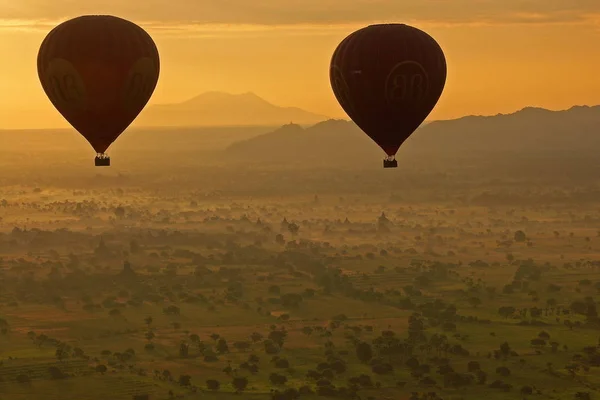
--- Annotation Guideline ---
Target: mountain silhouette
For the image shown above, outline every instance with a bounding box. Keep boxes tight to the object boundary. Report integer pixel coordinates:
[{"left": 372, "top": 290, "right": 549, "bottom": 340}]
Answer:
[
  {"left": 135, "top": 91, "right": 329, "bottom": 127},
  {"left": 226, "top": 105, "right": 600, "bottom": 164},
  {"left": 227, "top": 120, "right": 378, "bottom": 164},
  {"left": 407, "top": 105, "right": 600, "bottom": 153}
]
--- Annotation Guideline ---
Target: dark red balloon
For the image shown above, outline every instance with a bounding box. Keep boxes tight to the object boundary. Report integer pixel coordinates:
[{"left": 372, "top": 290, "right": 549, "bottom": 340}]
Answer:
[
  {"left": 38, "top": 15, "right": 160, "bottom": 155},
  {"left": 330, "top": 24, "right": 447, "bottom": 157}
]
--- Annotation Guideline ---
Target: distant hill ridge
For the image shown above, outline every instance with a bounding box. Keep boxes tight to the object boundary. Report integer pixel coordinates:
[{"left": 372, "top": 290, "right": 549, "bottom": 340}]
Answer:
[
  {"left": 226, "top": 104, "right": 600, "bottom": 162},
  {"left": 1, "top": 103, "right": 598, "bottom": 161},
  {"left": 413, "top": 104, "right": 600, "bottom": 152},
  {"left": 135, "top": 91, "right": 329, "bottom": 127}
]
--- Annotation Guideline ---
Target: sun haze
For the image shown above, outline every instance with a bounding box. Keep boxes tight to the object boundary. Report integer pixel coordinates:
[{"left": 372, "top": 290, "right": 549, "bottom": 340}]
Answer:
[
  {"left": 3, "top": 3, "right": 600, "bottom": 400},
  {"left": 0, "top": 0, "right": 599, "bottom": 128}
]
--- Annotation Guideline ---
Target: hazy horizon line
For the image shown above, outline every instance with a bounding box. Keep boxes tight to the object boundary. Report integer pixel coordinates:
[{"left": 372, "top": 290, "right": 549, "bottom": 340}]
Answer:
[{"left": 1, "top": 102, "right": 597, "bottom": 133}]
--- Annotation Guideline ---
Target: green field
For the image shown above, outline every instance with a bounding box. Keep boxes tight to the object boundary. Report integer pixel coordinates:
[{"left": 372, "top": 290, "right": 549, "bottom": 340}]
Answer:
[{"left": 0, "top": 149, "right": 597, "bottom": 400}]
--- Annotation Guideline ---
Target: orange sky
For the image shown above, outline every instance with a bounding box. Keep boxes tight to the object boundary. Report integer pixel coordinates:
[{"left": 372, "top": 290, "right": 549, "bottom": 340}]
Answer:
[{"left": 1, "top": 1, "right": 600, "bottom": 129}]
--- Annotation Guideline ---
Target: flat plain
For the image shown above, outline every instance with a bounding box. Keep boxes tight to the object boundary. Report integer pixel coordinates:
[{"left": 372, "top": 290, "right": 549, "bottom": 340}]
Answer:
[{"left": 0, "top": 136, "right": 597, "bottom": 400}]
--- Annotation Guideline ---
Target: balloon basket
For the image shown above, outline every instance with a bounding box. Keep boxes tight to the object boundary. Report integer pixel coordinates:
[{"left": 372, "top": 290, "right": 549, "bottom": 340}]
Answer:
[
  {"left": 95, "top": 156, "right": 111, "bottom": 167},
  {"left": 383, "top": 159, "right": 398, "bottom": 168}
]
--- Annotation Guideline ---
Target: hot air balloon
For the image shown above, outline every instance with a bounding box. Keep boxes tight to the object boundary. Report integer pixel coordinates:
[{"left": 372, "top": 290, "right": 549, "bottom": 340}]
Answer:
[
  {"left": 37, "top": 15, "right": 160, "bottom": 166},
  {"left": 330, "top": 24, "right": 447, "bottom": 168}
]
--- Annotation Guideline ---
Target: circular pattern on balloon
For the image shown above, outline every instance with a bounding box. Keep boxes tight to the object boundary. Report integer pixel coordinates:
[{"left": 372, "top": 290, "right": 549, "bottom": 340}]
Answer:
[
  {"left": 330, "top": 65, "right": 355, "bottom": 115},
  {"left": 43, "top": 58, "right": 87, "bottom": 113},
  {"left": 121, "top": 57, "right": 159, "bottom": 113},
  {"left": 384, "top": 61, "right": 430, "bottom": 108}
]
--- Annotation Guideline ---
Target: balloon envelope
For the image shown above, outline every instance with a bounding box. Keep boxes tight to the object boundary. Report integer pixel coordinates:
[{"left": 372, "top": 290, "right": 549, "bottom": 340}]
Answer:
[
  {"left": 330, "top": 24, "right": 446, "bottom": 156},
  {"left": 38, "top": 15, "right": 160, "bottom": 154}
]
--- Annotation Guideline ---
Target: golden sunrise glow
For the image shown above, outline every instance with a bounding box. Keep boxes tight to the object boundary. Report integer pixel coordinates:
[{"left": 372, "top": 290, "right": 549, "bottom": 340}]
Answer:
[{"left": 0, "top": 1, "right": 599, "bottom": 129}]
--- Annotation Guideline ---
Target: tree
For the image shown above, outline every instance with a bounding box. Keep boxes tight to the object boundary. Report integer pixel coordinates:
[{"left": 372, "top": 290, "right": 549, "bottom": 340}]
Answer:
[
  {"left": 306, "top": 370, "right": 321, "bottom": 380},
  {"left": 179, "top": 343, "right": 189, "bottom": 358},
  {"left": 281, "top": 293, "right": 303, "bottom": 308},
  {"left": 48, "top": 366, "right": 65, "bottom": 380},
  {"left": 499, "top": 342, "right": 511, "bottom": 358},
  {"left": 0, "top": 318, "right": 10, "bottom": 334},
  {"left": 570, "top": 300, "right": 588, "bottom": 316},
  {"left": 234, "top": 341, "right": 251, "bottom": 351},
  {"left": 95, "top": 364, "right": 107, "bottom": 374},
  {"left": 163, "top": 305, "right": 180, "bottom": 316},
  {"left": 268, "top": 329, "right": 287, "bottom": 347},
  {"left": 330, "top": 359, "right": 347, "bottom": 374},
  {"left": 275, "top": 358, "right": 290, "bottom": 369},
  {"left": 530, "top": 307, "right": 543, "bottom": 319},
  {"left": 530, "top": 338, "right": 546, "bottom": 349},
  {"left": 55, "top": 344, "right": 71, "bottom": 363},
  {"left": 278, "top": 314, "right": 290, "bottom": 321},
  {"left": 566, "top": 364, "right": 579, "bottom": 378},
  {"left": 575, "top": 392, "right": 591, "bottom": 400},
  {"left": 73, "top": 347, "right": 85, "bottom": 358},
  {"left": 109, "top": 308, "right": 121, "bottom": 317},
  {"left": 564, "top": 320, "right": 574, "bottom": 330},
  {"left": 521, "top": 386, "right": 533, "bottom": 396},
  {"left": 442, "top": 322, "right": 457, "bottom": 332},
  {"left": 249, "top": 354, "right": 260, "bottom": 363},
  {"left": 232, "top": 376, "right": 249, "bottom": 393},
  {"left": 467, "top": 361, "right": 481, "bottom": 372},
  {"left": 189, "top": 333, "right": 200, "bottom": 343},
  {"left": 475, "top": 370, "right": 487, "bottom": 385},
  {"left": 468, "top": 297, "right": 482, "bottom": 308},
  {"left": 162, "top": 370, "right": 172, "bottom": 381},
  {"left": 372, "top": 363, "right": 394, "bottom": 375},
  {"left": 302, "top": 326, "right": 313, "bottom": 336},
  {"left": 287, "top": 223, "right": 300, "bottom": 236},
  {"left": 269, "top": 373, "right": 288, "bottom": 385},
  {"left": 145, "top": 331, "right": 155, "bottom": 342},
  {"left": 114, "top": 206, "right": 126, "bottom": 219},
  {"left": 216, "top": 338, "right": 229, "bottom": 354},
  {"left": 178, "top": 375, "right": 191, "bottom": 386},
  {"left": 206, "top": 379, "right": 220, "bottom": 391},
  {"left": 264, "top": 339, "right": 279, "bottom": 354},
  {"left": 356, "top": 374, "right": 374, "bottom": 387},
  {"left": 498, "top": 306, "right": 516, "bottom": 318},
  {"left": 36, "top": 333, "right": 48, "bottom": 347},
  {"left": 514, "top": 230, "right": 527, "bottom": 242},
  {"left": 356, "top": 342, "right": 373, "bottom": 363},
  {"left": 406, "top": 357, "right": 420, "bottom": 370},
  {"left": 251, "top": 332, "right": 263, "bottom": 343}
]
